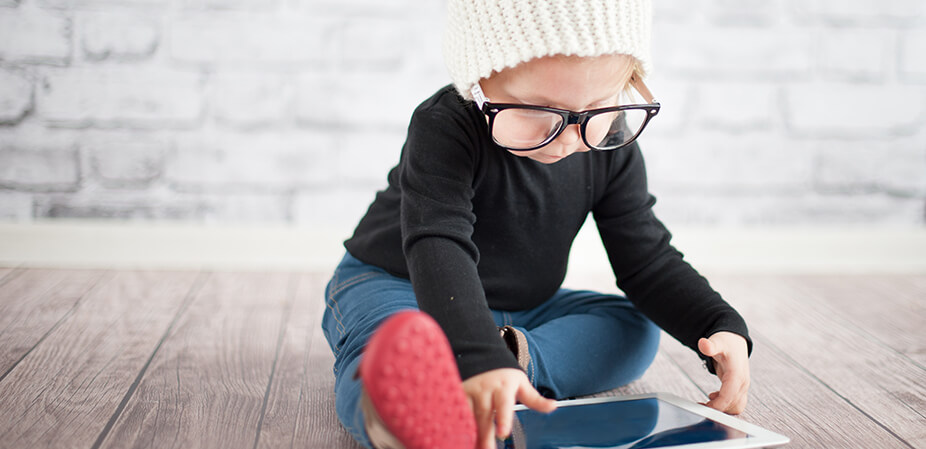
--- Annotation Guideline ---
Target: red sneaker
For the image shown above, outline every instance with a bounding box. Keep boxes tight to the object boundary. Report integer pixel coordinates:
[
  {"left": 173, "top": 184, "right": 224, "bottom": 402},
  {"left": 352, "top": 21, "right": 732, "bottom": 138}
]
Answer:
[{"left": 359, "top": 311, "right": 477, "bottom": 449}]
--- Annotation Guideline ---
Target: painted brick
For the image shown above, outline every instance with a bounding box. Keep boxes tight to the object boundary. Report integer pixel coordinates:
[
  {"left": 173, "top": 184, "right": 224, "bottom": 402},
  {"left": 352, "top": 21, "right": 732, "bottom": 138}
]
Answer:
[
  {"left": 0, "top": 7, "right": 70, "bottom": 64},
  {"left": 0, "top": 69, "right": 32, "bottom": 124},
  {"left": 33, "top": 191, "right": 203, "bottom": 220},
  {"left": 38, "top": 67, "right": 204, "bottom": 128},
  {"left": 817, "top": 29, "right": 891, "bottom": 82},
  {"left": 294, "top": 70, "right": 449, "bottom": 129},
  {"left": 900, "top": 31, "right": 926, "bottom": 82},
  {"left": 182, "top": 0, "right": 278, "bottom": 11},
  {"left": 402, "top": 17, "right": 449, "bottom": 77},
  {"left": 0, "top": 192, "right": 33, "bottom": 221},
  {"left": 784, "top": 83, "right": 925, "bottom": 138},
  {"left": 1, "top": 0, "right": 924, "bottom": 228},
  {"left": 212, "top": 72, "right": 287, "bottom": 127},
  {"left": 0, "top": 147, "right": 80, "bottom": 192},
  {"left": 83, "top": 134, "right": 167, "bottom": 188},
  {"left": 292, "top": 188, "right": 377, "bottom": 228},
  {"left": 644, "top": 131, "right": 814, "bottom": 191},
  {"left": 653, "top": 25, "right": 814, "bottom": 79},
  {"left": 650, "top": 192, "right": 751, "bottom": 227},
  {"left": 291, "top": 0, "right": 409, "bottom": 14},
  {"left": 33, "top": 0, "right": 66, "bottom": 8},
  {"left": 638, "top": 75, "right": 692, "bottom": 135},
  {"left": 815, "top": 137, "right": 926, "bottom": 196},
  {"left": 78, "top": 11, "right": 160, "bottom": 61},
  {"left": 166, "top": 130, "right": 335, "bottom": 192},
  {"left": 795, "top": 194, "right": 926, "bottom": 226},
  {"left": 0, "top": 123, "right": 82, "bottom": 147},
  {"left": 41, "top": 0, "right": 168, "bottom": 7},
  {"left": 652, "top": 0, "right": 697, "bottom": 23},
  {"left": 706, "top": 0, "right": 783, "bottom": 26},
  {"left": 169, "top": 13, "right": 336, "bottom": 67},
  {"left": 694, "top": 82, "right": 776, "bottom": 131},
  {"left": 791, "top": 0, "right": 924, "bottom": 26},
  {"left": 653, "top": 192, "right": 925, "bottom": 226},
  {"left": 339, "top": 19, "right": 405, "bottom": 70},
  {"left": 177, "top": 192, "right": 291, "bottom": 223},
  {"left": 336, "top": 130, "right": 405, "bottom": 184}
]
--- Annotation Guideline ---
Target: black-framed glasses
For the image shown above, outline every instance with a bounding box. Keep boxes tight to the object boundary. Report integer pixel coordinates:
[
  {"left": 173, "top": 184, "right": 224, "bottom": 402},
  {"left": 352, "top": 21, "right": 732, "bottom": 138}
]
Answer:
[{"left": 471, "top": 74, "right": 660, "bottom": 152}]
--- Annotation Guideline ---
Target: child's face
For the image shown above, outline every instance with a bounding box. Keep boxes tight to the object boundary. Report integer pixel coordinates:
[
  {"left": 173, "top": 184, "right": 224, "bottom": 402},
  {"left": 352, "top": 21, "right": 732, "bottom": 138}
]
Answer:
[{"left": 480, "top": 54, "right": 633, "bottom": 164}]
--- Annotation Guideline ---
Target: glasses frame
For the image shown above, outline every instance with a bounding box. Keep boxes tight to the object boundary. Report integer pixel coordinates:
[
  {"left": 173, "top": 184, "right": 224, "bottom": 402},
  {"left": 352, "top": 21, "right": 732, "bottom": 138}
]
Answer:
[{"left": 471, "top": 74, "right": 661, "bottom": 152}]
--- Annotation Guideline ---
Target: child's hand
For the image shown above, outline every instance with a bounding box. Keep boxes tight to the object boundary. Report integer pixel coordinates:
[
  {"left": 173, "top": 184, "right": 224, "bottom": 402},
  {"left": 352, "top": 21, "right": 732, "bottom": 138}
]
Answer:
[
  {"left": 462, "top": 368, "right": 557, "bottom": 449},
  {"left": 698, "top": 331, "right": 750, "bottom": 415}
]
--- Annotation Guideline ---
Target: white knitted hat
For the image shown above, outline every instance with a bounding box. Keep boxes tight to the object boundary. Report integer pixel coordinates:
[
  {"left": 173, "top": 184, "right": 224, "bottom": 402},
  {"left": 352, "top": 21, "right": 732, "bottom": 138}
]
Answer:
[{"left": 443, "top": 0, "right": 653, "bottom": 100}]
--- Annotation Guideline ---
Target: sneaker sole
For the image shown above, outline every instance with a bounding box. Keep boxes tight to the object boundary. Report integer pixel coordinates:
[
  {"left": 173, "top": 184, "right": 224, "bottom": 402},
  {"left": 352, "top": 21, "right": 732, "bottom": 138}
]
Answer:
[{"left": 361, "top": 311, "right": 476, "bottom": 449}]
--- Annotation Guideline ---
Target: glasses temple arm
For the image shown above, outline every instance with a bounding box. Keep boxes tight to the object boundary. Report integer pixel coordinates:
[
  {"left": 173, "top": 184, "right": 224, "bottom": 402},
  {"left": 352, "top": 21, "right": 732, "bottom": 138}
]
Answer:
[
  {"left": 630, "top": 75, "right": 658, "bottom": 104},
  {"left": 470, "top": 83, "right": 490, "bottom": 110}
]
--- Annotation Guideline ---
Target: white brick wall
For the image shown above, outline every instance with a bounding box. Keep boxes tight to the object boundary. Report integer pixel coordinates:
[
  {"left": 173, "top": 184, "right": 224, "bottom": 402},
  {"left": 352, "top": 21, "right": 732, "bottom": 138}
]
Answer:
[
  {"left": 83, "top": 132, "right": 168, "bottom": 188},
  {"left": 77, "top": 11, "right": 159, "bottom": 61},
  {"left": 0, "top": 146, "right": 80, "bottom": 191},
  {"left": 0, "top": 69, "right": 32, "bottom": 123},
  {"left": 901, "top": 30, "right": 926, "bottom": 81},
  {"left": 38, "top": 67, "right": 205, "bottom": 127},
  {"left": 0, "top": 0, "right": 924, "bottom": 228},
  {"left": 0, "top": 5, "right": 70, "bottom": 64}
]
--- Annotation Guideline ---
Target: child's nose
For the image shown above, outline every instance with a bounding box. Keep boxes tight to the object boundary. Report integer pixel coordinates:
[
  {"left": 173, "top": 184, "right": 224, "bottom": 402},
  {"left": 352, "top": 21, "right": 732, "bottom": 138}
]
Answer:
[{"left": 556, "top": 124, "right": 581, "bottom": 146}]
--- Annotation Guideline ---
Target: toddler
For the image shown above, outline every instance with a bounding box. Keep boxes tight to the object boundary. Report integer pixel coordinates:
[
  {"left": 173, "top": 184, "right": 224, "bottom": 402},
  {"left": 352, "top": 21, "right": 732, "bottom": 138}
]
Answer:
[{"left": 323, "top": 1, "right": 752, "bottom": 448}]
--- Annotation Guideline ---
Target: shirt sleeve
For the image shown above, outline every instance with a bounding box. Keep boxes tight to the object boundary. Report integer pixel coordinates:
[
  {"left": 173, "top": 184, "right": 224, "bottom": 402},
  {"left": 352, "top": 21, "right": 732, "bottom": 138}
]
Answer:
[
  {"left": 399, "top": 106, "right": 521, "bottom": 380},
  {"left": 592, "top": 144, "right": 753, "bottom": 371}
]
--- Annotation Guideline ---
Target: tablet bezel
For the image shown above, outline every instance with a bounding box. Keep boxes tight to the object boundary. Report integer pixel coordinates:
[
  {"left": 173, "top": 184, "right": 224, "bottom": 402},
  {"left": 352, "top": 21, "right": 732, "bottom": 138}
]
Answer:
[{"left": 509, "top": 393, "right": 789, "bottom": 449}]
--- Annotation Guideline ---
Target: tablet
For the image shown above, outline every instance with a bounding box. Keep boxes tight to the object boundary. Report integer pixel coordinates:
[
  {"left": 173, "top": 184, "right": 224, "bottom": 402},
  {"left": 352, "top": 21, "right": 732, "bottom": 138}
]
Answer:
[{"left": 498, "top": 393, "right": 789, "bottom": 449}]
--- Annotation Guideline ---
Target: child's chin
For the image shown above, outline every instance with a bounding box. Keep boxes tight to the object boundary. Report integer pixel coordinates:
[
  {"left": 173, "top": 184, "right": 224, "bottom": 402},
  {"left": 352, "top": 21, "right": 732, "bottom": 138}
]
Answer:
[
  {"left": 508, "top": 151, "right": 565, "bottom": 164},
  {"left": 530, "top": 154, "right": 567, "bottom": 164}
]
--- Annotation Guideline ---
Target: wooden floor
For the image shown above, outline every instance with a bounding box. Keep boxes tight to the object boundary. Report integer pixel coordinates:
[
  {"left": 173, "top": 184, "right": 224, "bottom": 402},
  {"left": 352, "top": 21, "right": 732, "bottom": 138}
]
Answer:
[{"left": 0, "top": 266, "right": 923, "bottom": 448}]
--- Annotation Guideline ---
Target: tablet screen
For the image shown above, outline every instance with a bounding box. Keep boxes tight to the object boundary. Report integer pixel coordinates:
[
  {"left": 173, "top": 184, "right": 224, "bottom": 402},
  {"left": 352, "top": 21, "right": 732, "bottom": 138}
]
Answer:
[{"left": 500, "top": 397, "right": 750, "bottom": 449}]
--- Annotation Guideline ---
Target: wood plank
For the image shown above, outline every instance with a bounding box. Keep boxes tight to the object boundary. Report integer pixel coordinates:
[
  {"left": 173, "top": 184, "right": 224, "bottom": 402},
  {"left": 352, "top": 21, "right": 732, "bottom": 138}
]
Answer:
[
  {"left": 0, "top": 266, "right": 25, "bottom": 290},
  {"left": 0, "top": 270, "right": 203, "bottom": 449},
  {"left": 783, "top": 275, "right": 926, "bottom": 366},
  {"left": 661, "top": 331, "right": 910, "bottom": 448},
  {"left": 99, "top": 271, "right": 295, "bottom": 449},
  {"left": 252, "top": 272, "right": 317, "bottom": 449},
  {"left": 708, "top": 275, "right": 922, "bottom": 448},
  {"left": 908, "top": 276, "right": 926, "bottom": 366},
  {"left": 255, "top": 272, "right": 362, "bottom": 449},
  {"left": 0, "top": 269, "right": 107, "bottom": 378},
  {"left": 730, "top": 276, "right": 926, "bottom": 447},
  {"left": 0, "top": 266, "right": 15, "bottom": 283},
  {"left": 299, "top": 278, "right": 364, "bottom": 448}
]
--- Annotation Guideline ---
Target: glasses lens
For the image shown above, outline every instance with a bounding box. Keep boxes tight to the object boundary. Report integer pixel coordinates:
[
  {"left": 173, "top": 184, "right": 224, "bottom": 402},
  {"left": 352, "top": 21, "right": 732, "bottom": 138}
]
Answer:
[
  {"left": 492, "top": 108, "right": 563, "bottom": 150},
  {"left": 585, "top": 108, "right": 649, "bottom": 150}
]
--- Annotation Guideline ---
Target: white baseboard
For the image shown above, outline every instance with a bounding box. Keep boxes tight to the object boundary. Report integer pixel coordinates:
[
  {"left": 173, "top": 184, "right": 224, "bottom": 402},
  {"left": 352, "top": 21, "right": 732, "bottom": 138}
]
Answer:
[{"left": 1, "top": 221, "right": 925, "bottom": 274}]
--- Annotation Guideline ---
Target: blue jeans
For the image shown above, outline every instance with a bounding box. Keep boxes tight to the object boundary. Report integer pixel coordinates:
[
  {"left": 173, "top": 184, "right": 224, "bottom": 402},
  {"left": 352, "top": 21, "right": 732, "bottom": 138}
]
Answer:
[{"left": 322, "top": 252, "right": 660, "bottom": 448}]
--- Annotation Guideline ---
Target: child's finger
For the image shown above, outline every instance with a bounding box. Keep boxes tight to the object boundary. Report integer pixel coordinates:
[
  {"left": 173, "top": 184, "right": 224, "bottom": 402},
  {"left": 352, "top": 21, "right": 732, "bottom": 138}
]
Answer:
[
  {"left": 706, "top": 369, "right": 746, "bottom": 414},
  {"left": 709, "top": 389, "right": 747, "bottom": 415},
  {"left": 707, "top": 375, "right": 736, "bottom": 411},
  {"left": 698, "top": 338, "right": 718, "bottom": 358},
  {"left": 472, "top": 394, "right": 495, "bottom": 449},
  {"left": 494, "top": 388, "right": 514, "bottom": 439},
  {"left": 516, "top": 379, "right": 557, "bottom": 413},
  {"left": 482, "top": 421, "right": 496, "bottom": 449},
  {"left": 705, "top": 387, "right": 735, "bottom": 413}
]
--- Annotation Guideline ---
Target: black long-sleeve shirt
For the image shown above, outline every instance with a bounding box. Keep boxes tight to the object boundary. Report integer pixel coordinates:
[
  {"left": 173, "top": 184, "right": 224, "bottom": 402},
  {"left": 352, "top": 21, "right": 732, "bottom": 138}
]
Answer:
[{"left": 345, "top": 85, "right": 751, "bottom": 380}]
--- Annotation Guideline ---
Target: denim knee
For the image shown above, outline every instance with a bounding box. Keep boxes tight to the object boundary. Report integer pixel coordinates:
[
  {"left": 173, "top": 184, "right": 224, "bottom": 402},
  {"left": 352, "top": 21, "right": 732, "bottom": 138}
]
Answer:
[{"left": 621, "top": 319, "right": 661, "bottom": 383}]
